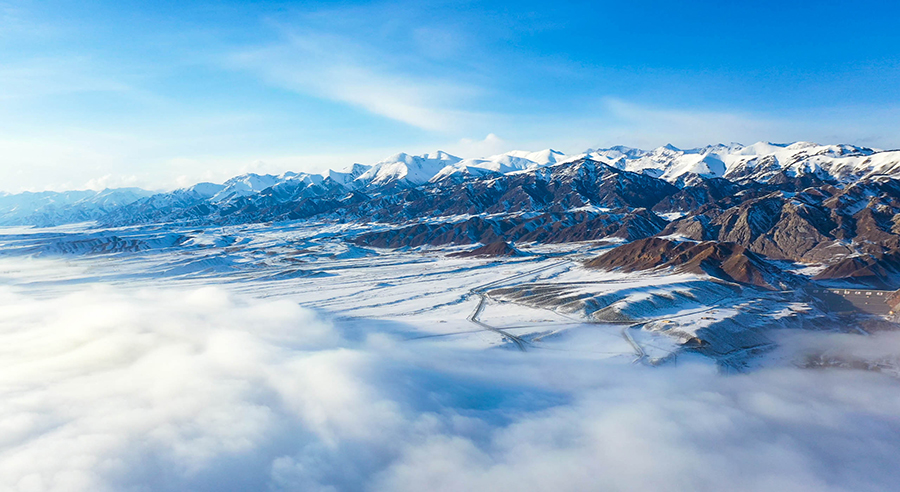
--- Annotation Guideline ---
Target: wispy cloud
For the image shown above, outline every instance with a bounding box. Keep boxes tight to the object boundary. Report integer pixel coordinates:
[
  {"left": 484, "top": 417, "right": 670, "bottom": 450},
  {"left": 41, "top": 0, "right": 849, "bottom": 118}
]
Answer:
[
  {"left": 0, "top": 57, "right": 131, "bottom": 101},
  {"left": 3, "top": 1, "right": 900, "bottom": 192},
  {"left": 225, "top": 10, "right": 491, "bottom": 132}
]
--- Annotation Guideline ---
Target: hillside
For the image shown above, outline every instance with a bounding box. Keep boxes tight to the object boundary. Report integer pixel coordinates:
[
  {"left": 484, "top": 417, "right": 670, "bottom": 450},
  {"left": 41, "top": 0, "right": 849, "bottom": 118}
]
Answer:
[{"left": 7, "top": 141, "right": 900, "bottom": 287}]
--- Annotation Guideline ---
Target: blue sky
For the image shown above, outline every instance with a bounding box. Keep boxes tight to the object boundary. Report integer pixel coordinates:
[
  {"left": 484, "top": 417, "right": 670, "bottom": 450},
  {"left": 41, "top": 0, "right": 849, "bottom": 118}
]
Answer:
[{"left": 1, "top": 0, "right": 899, "bottom": 191}]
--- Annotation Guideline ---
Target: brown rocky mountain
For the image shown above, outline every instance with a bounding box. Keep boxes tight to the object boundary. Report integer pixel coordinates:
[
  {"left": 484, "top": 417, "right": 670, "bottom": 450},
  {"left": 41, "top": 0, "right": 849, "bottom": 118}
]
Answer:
[
  {"left": 448, "top": 241, "right": 521, "bottom": 258},
  {"left": 353, "top": 208, "right": 668, "bottom": 248},
  {"left": 93, "top": 147, "right": 900, "bottom": 288},
  {"left": 585, "top": 237, "right": 790, "bottom": 290},
  {"left": 345, "top": 169, "right": 900, "bottom": 288},
  {"left": 652, "top": 174, "right": 743, "bottom": 214},
  {"left": 659, "top": 180, "right": 900, "bottom": 265},
  {"left": 341, "top": 158, "right": 679, "bottom": 222},
  {"left": 813, "top": 251, "right": 900, "bottom": 289}
]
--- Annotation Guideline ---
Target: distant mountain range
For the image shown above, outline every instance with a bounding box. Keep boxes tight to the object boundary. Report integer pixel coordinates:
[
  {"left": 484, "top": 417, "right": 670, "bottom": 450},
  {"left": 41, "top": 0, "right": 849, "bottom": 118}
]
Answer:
[
  {"left": 0, "top": 188, "right": 153, "bottom": 227},
  {"left": 6, "top": 141, "right": 900, "bottom": 288}
]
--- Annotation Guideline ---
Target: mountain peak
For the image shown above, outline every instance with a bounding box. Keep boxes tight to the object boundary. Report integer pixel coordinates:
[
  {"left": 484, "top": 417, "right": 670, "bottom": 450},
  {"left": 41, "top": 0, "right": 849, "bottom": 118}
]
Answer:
[{"left": 7, "top": 140, "right": 900, "bottom": 227}]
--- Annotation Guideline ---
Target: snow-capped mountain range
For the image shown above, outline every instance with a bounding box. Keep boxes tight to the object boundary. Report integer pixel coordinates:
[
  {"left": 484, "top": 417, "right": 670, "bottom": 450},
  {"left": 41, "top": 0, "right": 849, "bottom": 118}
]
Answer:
[
  {"left": 189, "top": 141, "right": 899, "bottom": 199},
  {"left": 12, "top": 139, "right": 900, "bottom": 288},
  {"left": 2, "top": 141, "right": 900, "bottom": 227},
  {"left": 587, "top": 141, "right": 895, "bottom": 183}
]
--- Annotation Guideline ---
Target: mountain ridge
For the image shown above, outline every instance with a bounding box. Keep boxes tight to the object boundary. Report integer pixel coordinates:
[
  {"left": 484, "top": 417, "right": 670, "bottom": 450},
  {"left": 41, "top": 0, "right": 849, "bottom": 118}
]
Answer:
[
  {"left": 4, "top": 140, "right": 898, "bottom": 225},
  {"left": 6, "top": 140, "right": 900, "bottom": 293},
  {"left": 8, "top": 140, "right": 900, "bottom": 288}
]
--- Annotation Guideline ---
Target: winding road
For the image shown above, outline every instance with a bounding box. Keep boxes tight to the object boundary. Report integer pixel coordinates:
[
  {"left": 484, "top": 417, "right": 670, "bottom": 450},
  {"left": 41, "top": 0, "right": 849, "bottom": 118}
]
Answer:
[
  {"left": 467, "top": 294, "right": 528, "bottom": 351},
  {"left": 465, "top": 259, "right": 570, "bottom": 352}
]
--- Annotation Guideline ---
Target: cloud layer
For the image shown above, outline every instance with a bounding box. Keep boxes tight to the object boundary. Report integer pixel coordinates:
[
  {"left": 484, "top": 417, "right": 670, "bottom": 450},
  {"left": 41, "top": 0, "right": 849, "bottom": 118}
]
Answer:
[{"left": 0, "top": 281, "right": 899, "bottom": 491}]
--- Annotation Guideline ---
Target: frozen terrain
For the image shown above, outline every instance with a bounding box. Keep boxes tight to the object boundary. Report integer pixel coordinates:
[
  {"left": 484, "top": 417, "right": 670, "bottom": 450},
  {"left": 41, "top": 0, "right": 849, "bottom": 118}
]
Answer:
[
  {"left": 0, "top": 222, "right": 826, "bottom": 366},
  {"left": 0, "top": 223, "right": 899, "bottom": 491}
]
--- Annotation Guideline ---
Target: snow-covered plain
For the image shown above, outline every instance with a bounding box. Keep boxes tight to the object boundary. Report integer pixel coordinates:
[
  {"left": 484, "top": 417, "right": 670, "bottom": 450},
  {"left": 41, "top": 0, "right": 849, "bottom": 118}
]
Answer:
[{"left": 0, "top": 223, "right": 899, "bottom": 491}]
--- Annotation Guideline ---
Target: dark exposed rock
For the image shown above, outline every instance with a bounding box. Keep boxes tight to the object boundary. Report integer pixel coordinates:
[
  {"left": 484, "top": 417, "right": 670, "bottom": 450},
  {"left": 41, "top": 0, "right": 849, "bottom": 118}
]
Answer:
[
  {"left": 653, "top": 175, "right": 742, "bottom": 213},
  {"left": 747, "top": 200, "right": 840, "bottom": 262},
  {"left": 658, "top": 187, "right": 889, "bottom": 263},
  {"left": 353, "top": 217, "right": 508, "bottom": 248},
  {"left": 713, "top": 194, "right": 786, "bottom": 247},
  {"left": 584, "top": 237, "right": 687, "bottom": 271},
  {"left": 585, "top": 237, "right": 789, "bottom": 289},
  {"left": 352, "top": 209, "right": 668, "bottom": 248},
  {"left": 659, "top": 214, "right": 717, "bottom": 240},
  {"left": 448, "top": 241, "right": 521, "bottom": 258},
  {"left": 813, "top": 251, "right": 900, "bottom": 289},
  {"left": 667, "top": 241, "right": 786, "bottom": 289}
]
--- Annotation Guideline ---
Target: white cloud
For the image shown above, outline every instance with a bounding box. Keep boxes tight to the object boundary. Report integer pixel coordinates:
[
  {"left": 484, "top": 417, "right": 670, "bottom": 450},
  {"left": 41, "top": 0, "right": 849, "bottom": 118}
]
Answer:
[
  {"left": 372, "top": 363, "right": 900, "bottom": 492},
  {"left": 0, "top": 261, "right": 899, "bottom": 491},
  {"left": 0, "top": 283, "right": 369, "bottom": 491},
  {"left": 447, "top": 133, "right": 510, "bottom": 158}
]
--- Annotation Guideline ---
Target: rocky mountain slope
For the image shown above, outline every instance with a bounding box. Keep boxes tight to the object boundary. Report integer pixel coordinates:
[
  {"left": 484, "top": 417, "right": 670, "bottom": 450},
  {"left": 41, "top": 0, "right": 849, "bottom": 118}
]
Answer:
[
  {"left": 584, "top": 237, "right": 791, "bottom": 290},
  {"left": 8, "top": 141, "right": 900, "bottom": 287}
]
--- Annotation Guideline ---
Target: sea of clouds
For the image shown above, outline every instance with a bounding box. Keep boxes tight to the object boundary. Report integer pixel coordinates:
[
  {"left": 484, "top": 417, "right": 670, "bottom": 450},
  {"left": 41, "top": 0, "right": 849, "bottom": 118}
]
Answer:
[{"left": 0, "top": 278, "right": 899, "bottom": 491}]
